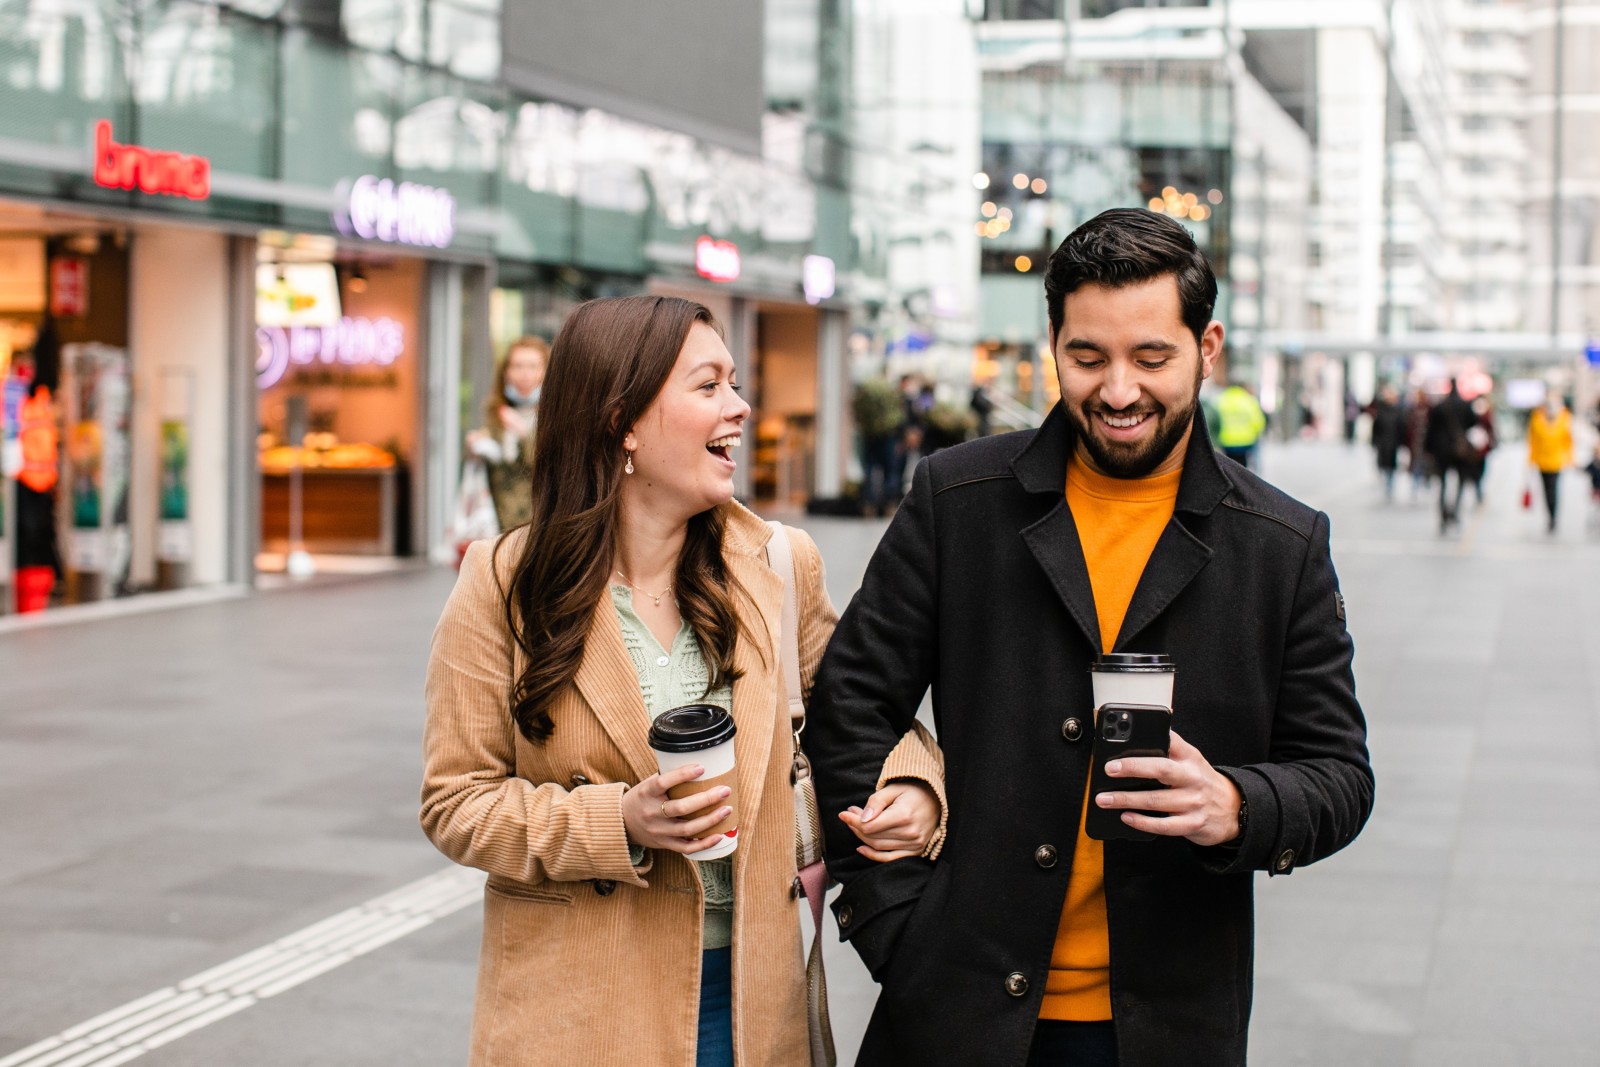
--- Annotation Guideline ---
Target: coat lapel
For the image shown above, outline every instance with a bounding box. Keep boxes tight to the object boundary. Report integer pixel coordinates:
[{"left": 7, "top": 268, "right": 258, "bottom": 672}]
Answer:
[
  {"left": 1014, "top": 405, "right": 1102, "bottom": 651},
  {"left": 572, "top": 598, "right": 660, "bottom": 784},
  {"left": 720, "top": 506, "right": 783, "bottom": 843}
]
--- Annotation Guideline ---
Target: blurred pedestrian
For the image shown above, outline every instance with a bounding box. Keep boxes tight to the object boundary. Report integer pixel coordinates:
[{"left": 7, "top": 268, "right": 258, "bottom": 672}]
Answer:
[
  {"left": 970, "top": 381, "right": 995, "bottom": 438},
  {"left": 1343, "top": 388, "right": 1360, "bottom": 446},
  {"left": 421, "top": 296, "right": 943, "bottom": 1067},
  {"left": 853, "top": 376, "right": 905, "bottom": 517},
  {"left": 1369, "top": 384, "right": 1405, "bottom": 501},
  {"left": 808, "top": 209, "right": 1372, "bottom": 1067},
  {"left": 1425, "top": 379, "right": 1474, "bottom": 533},
  {"left": 1461, "top": 395, "right": 1496, "bottom": 507},
  {"left": 1405, "top": 387, "right": 1433, "bottom": 502},
  {"left": 1527, "top": 394, "right": 1573, "bottom": 533},
  {"left": 1215, "top": 381, "right": 1266, "bottom": 469},
  {"left": 466, "top": 336, "right": 547, "bottom": 530},
  {"left": 1584, "top": 442, "right": 1600, "bottom": 528}
]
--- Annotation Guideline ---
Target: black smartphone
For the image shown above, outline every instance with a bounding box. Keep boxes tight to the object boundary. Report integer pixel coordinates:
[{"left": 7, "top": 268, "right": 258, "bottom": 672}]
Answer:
[{"left": 1084, "top": 702, "right": 1172, "bottom": 842}]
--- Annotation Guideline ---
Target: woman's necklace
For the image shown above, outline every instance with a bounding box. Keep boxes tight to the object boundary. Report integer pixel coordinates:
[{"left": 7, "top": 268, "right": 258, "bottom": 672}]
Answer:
[{"left": 614, "top": 569, "right": 673, "bottom": 608}]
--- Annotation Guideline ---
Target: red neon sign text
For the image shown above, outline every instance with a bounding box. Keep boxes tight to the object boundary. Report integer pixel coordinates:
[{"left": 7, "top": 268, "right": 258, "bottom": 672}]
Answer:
[
  {"left": 92, "top": 120, "right": 211, "bottom": 201},
  {"left": 694, "top": 236, "right": 741, "bottom": 283}
]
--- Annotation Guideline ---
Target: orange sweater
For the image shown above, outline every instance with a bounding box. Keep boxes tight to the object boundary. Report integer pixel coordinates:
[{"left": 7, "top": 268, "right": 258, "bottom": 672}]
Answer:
[{"left": 1042, "top": 455, "right": 1181, "bottom": 1021}]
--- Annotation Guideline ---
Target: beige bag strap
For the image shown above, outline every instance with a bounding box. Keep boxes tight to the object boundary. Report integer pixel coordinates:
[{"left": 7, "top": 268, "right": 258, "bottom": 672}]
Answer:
[
  {"left": 765, "top": 520, "right": 836, "bottom": 1067},
  {"left": 765, "top": 519, "right": 806, "bottom": 727}
]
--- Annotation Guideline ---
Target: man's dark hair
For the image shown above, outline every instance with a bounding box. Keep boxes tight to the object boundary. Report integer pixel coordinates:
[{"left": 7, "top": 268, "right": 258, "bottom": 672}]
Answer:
[{"left": 1044, "top": 208, "right": 1217, "bottom": 348}]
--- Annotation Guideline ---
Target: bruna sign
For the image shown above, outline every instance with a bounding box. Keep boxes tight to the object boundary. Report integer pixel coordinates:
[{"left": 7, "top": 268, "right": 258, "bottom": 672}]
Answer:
[
  {"left": 334, "top": 176, "right": 456, "bottom": 248},
  {"left": 92, "top": 120, "right": 210, "bottom": 200},
  {"left": 256, "top": 317, "right": 405, "bottom": 390},
  {"left": 694, "top": 236, "right": 740, "bottom": 283}
]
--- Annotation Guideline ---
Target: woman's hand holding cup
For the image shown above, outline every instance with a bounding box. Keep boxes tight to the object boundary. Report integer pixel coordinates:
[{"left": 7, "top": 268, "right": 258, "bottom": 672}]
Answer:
[
  {"left": 622, "top": 764, "right": 734, "bottom": 855},
  {"left": 839, "top": 780, "right": 941, "bottom": 862}
]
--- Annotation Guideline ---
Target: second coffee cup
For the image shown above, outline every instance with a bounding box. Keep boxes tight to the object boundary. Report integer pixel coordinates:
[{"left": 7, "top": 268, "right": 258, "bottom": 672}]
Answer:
[
  {"left": 1090, "top": 652, "right": 1176, "bottom": 711},
  {"left": 647, "top": 703, "right": 740, "bottom": 861}
]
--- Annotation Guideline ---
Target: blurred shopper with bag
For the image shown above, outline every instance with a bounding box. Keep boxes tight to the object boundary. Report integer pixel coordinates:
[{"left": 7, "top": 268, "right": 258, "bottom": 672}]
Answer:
[
  {"left": 466, "top": 336, "right": 547, "bottom": 531},
  {"left": 1368, "top": 384, "right": 1406, "bottom": 502},
  {"left": 1527, "top": 395, "right": 1573, "bottom": 533},
  {"left": 1424, "top": 379, "right": 1475, "bottom": 534},
  {"left": 421, "top": 296, "right": 944, "bottom": 1067}
]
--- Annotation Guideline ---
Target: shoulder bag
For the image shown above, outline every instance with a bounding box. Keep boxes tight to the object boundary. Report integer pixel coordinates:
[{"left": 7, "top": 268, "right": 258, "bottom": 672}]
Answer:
[{"left": 765, "top": 520, "right": 837, "bottom": 1067}]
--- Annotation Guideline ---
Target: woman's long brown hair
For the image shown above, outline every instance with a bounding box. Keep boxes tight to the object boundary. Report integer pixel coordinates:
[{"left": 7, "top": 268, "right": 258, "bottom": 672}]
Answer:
[{"left": 497, "top": 296, "right": 751, "bottom": 744}]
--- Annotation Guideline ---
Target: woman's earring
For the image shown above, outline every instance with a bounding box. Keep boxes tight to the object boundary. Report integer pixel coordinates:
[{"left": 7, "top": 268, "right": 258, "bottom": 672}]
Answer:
[{"left": 625, "top": 451, "right": 635, "bottom": 475}]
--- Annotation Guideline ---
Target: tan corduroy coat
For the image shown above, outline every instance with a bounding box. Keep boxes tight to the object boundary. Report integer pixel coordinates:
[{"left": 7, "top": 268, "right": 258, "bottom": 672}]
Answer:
[{"left": 422, "top": 502, "right": 944, "bottom": 1067}]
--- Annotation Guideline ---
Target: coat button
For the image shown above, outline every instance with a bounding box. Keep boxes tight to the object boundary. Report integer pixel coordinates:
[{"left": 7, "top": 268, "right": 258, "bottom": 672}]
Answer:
[
  {"left": 837, "top": 904, "right": 853, "bottom": 929},
  {"left": 1274, "top": 849, "right": 1296, "bottom": 872},
  {"left": 1060, "top": 717, "right": 1084, "bottom": 743},
  {"left": 570, "top": 774, "right": 590, "bottom": 787},
  {"left": 1004, "top": 972, "right": 1029, "bottom": 997},
  {"left": 791, "top": 876, "right": 802, "bottom": 900},
  {"left": 593, "top": 879, "right": 616, "bottom": 896},
  {"left": 1034, "top": 844, "right": 1059, "bottom": 869}
]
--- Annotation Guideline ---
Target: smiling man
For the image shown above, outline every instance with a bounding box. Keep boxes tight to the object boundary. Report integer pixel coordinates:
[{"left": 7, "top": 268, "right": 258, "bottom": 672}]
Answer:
[{"left": 808, "top": 209, "right": 1373, "bottom": 1067}]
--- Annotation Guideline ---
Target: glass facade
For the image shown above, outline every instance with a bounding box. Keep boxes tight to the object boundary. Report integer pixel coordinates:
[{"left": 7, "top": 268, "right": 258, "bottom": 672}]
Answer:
[{"left": 0, "top": 0, "right": 841, "bottom": 288}]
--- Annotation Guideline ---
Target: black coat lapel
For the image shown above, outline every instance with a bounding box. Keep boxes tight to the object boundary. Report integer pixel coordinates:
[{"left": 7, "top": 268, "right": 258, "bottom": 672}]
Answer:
[
  {"left": 1013, "top": 405, "right": 1102, "bottom": 651},
  {"left": 1022, "top": 500, "right": 1102, "bottom": 652},
  {"left": 1113, "top": 518, "right": 1212, "bottom": 650}
]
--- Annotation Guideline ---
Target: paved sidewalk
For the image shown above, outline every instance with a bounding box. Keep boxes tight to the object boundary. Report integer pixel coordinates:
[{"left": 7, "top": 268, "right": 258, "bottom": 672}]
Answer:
[{"left": 1, "top": 441, "right": 1597, "bottom": 1065}]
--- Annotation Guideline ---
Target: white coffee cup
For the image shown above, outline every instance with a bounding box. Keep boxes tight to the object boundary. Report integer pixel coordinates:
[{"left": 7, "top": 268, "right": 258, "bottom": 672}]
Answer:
[
  {"left": 1089, "top": 653, "right": 1176, "bottom": 712},
  {"left": 647, "top": 703, "right": 739, "bottom": 861}
]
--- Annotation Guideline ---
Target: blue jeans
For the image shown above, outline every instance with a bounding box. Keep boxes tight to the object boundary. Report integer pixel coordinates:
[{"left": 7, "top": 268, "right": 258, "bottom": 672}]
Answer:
[
  {"left": 697, "top": 947, "right": 733, "bottom": 1067},
  {"left": 1026, "top": 1020, "right": 1118, "bottom": 1067}
]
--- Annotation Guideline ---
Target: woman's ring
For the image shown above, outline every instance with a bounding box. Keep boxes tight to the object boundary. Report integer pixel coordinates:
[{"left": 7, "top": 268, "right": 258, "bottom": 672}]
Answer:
[{"left": 660, "top": 801, "right": 669, "bottom": 818}]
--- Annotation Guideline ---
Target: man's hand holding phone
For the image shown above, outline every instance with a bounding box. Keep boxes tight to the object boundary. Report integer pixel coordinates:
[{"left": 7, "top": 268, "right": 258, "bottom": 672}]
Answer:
[{"left": 1094, "top": 730, "right": 1244, "bottom": 847}]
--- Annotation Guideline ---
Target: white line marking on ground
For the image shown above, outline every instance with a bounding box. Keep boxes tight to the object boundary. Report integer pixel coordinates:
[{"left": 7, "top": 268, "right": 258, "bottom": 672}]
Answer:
[{"left": 0, "top": 866, "right": 485, "bottom": 1067}]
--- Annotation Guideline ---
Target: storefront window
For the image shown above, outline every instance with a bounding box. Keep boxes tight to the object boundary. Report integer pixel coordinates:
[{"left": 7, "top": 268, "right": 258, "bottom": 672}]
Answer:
[
  {"left": 342, "top": 0, "right": 425, "bottom": 61},
  {"left": 279, "top": 30, "right": 399, "bottom": 191},
  {"left": 138, "top": 2, "right": 277, "bottom": 178},
  {"left": 428, "top": 0, "right": 498, "bottom": 82},
  {"left": 0, "top": 0, "right": 132, "bottom": 149}
]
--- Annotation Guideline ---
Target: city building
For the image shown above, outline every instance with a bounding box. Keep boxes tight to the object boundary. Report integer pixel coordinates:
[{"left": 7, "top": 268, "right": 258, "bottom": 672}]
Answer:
[{"left": 0, "top": 0, "right": 865, "bottom": 613}]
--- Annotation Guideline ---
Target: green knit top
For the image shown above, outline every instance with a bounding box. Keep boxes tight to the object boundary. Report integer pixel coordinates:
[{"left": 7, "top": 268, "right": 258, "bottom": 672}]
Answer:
[{"left": 612, "top": 584, "right": 734, "bottom": 951}]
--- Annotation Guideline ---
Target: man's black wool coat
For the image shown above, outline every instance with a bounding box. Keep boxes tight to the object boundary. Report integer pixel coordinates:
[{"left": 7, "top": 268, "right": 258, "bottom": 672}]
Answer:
[{"left": 808, "top": 405, "right": 1374, "bottom": 1067}]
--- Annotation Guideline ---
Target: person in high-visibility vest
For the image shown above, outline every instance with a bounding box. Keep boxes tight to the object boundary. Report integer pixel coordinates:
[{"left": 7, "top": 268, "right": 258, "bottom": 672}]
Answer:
[{"left": 1215, "top": 382, "right": 1267, "bottom": 469}]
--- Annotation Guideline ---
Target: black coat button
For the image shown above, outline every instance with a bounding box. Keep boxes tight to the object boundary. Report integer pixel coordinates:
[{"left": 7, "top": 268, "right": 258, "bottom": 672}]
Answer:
[
  {"left": 593, "top": 879, "right": 616, "bottom": 896},
  {"left": 570, "top": 774, "right": 590, "bottom": 787},
  {"left": 1274, "top": 849, "right": 1296, "bottom": 872},
  {"left": 1034, "top": 845, "right": 1059, "bottom": 869},
  {"left": 1061, "top": 717, "right": 1084, "bottom": 743},
  {"left": 838, "top": 904, "right": 854, "bottom": 929},
  {"left": 791, "top": 876, "right": 802, "bottom": 900},
  {"left": 1005, "top": 972, "right": 1029, "bottom": 997}
]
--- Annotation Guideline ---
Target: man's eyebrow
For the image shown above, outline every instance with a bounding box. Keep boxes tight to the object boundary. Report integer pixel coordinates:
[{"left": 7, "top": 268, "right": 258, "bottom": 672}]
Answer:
[
  {"left": 1132, "top": 340, "right": 1180, "bottom": 353},
  {"left": 1061, "top": 338, "right": 1106, "bottom": 353}
]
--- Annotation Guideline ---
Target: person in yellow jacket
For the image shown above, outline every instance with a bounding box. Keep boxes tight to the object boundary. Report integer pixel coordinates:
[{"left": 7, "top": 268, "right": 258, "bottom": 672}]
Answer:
[
  {"left": 1216, "top": 382, "right": 1267, "bottom": 469},
  {"left": 1527, "top": 396, "right": 1573, "bottom": 533}
]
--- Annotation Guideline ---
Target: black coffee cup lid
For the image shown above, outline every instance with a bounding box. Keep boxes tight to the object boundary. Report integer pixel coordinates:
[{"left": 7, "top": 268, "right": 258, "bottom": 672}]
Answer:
[
  {"left": 647, "top": 704, "right": 737, "bottom": 753},
  {"left": 1092, "top": 653, "right": 1175, "bottom": 672}
]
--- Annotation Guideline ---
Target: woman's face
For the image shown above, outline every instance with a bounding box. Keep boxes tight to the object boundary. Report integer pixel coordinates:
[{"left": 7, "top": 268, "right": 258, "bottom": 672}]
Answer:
[
  {"left": 622, "top": 323, "right": 750, "bottom": 522},
  {"left": 505, "top": 345, "right": 546, "bottom": 398}
]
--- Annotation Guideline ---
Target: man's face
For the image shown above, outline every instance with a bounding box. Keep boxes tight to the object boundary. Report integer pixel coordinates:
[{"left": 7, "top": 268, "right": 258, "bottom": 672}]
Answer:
[{"left": 1052, "top": 276, "right": 1222, "bottom": 479}]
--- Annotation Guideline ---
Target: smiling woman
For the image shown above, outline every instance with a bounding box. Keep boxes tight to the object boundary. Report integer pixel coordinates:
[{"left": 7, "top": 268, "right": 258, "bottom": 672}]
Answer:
[{"left": 419, "top": 294, "right": 947, "bottom": 1067}]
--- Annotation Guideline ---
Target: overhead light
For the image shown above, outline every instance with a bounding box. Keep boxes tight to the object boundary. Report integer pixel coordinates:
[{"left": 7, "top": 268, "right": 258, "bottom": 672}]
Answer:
[
  {"left": 1014, "top": 255, "right": 1032, "bottom": 272},
  {"left": 348, "top": 264, "right": 368, "bottom": 294},
  {"left": 1030, "top": 178, "right": 1048, "bottom": 195},
  {"left": 1012, "top": 173, "right": 1029, "bottom": 190},
  {"left": 973, "top": 172, "right": 991, "bottom": 190}
]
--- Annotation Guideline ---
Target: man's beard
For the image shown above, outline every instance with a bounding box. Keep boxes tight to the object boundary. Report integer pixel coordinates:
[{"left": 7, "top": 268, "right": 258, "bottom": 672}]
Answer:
[{"left": 1066, "top": 367, "right": 1202, "bottom": 479}]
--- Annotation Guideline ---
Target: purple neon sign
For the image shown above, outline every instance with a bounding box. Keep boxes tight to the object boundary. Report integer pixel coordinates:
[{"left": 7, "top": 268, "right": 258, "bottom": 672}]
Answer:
[{"left": 333, "top": 176, "right": 456, "bottom": 248}]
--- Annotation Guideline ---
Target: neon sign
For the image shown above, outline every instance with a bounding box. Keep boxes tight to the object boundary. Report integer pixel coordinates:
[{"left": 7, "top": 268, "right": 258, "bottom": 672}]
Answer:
[
  {"left": 694, "top": 236, "right": 741, "bottom": 283},
  {"left": 334, "top": 176, "right": 456, "bottom": 248},
  {"left": 256, "top": 317, "right": 405, "bottom": 390},
  {"left": 92, "top": 120, "right": 211, "bottom": 200}
]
